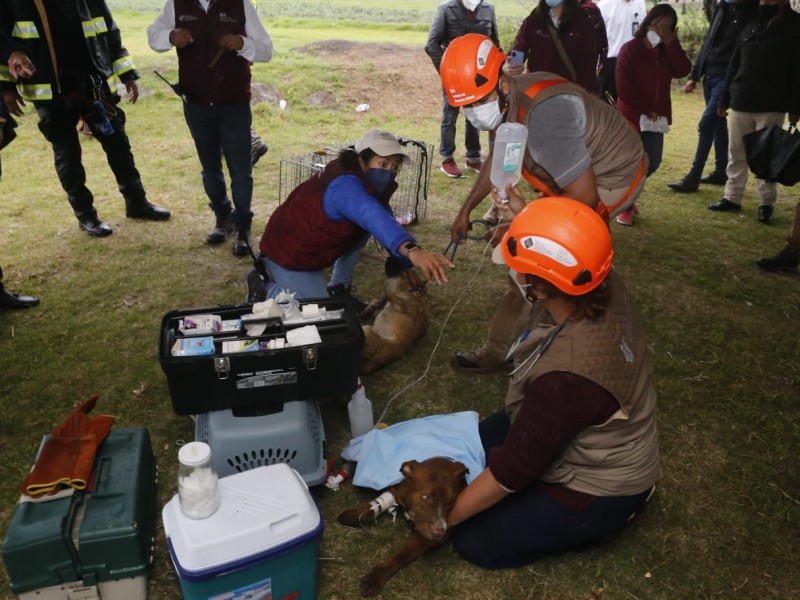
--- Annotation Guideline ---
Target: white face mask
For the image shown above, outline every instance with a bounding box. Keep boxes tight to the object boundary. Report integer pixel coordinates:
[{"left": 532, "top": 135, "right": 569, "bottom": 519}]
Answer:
[
  {"left": 646, "top": 30, "right": 661, "bottom": 46},
  {"left": 461, "top": 0, "right": 481, "bottom": 10},
  {"left": 464, "top": 100, "right": 503, "bottom": 132}
]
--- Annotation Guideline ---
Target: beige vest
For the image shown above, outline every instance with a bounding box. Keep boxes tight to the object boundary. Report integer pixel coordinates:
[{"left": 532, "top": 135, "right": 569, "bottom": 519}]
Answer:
[
  {"left": 504, "top": 272, "right": 660, "bottom": 497},
  {"left": 508, "top": 72, "right": 644, "bottom": 195}
]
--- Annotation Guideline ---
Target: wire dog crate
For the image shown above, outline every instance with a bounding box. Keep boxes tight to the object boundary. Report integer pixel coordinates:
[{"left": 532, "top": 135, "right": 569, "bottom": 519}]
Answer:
[{"left": 278, "top": 136, "right": 433, "bottom": 225}]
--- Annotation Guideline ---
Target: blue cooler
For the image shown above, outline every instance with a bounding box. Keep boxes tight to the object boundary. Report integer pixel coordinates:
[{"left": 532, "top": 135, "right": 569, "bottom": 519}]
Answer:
[{"left": 162, "top": 463, "right": 323, "bottom": 600}]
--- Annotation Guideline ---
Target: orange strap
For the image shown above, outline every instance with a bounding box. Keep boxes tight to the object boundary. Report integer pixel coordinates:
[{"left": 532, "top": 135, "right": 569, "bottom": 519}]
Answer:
[{"left": 604, "top": 155, "right": 647, "bottom": 217}]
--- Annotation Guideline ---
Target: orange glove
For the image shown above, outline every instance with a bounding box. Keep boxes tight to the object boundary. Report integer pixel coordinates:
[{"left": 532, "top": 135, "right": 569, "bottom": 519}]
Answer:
[{"left": 20, "top": 395, "right": 115, "bottom": 497}]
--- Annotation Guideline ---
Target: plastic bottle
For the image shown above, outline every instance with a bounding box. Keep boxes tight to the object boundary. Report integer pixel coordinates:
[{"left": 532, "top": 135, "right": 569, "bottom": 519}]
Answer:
[
  {"left": 490, "top": 122, "right": 529, "bottom": 201},
  {"left": 177, "top": 442, "right": 220, "bottom": 519},
  {"left": 348, "top": 379, "right": 374, "bottom": 439}
]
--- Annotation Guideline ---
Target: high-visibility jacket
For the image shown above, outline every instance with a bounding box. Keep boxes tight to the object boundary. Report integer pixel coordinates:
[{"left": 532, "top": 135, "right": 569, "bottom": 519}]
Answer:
[{"left": 0, "top": 0, "right": 138, "bottom": 101}]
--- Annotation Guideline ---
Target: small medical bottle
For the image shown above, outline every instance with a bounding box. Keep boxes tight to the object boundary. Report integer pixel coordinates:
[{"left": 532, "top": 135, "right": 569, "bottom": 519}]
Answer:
[
  {"left": 490, "top": 122, "right": 528, "bottom": 201},
  {"left": 177, "top": 442, "right": 220, "bottom": 519},
  {"left": 348, "top": 379, "right": 374, "bottom": 439}
]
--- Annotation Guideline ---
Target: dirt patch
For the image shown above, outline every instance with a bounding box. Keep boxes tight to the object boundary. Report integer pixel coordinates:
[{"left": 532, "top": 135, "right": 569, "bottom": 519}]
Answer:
[
  {"left": 250, "top": 82, "right": 282, "bottom": 105},
  {"left": 297, "top": 40, "right": 441, "bottom": 119},
  {"left": 306, "top": 90, "right": 339, "bottom": 109}
]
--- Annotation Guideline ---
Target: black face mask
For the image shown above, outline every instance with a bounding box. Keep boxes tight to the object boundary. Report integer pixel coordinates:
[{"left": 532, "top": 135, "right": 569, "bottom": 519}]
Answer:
[{"left": 759, "top": 4, "right": 780, "bottom": 20}]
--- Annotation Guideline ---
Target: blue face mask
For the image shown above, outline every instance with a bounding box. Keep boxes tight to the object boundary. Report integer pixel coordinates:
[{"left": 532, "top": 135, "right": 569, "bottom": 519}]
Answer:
[
  {"left": 545, "top": 0, "right": 563, "bottom": 7},
  {"left": 364, "top": 168, "right": 396, "bottom": 197}
]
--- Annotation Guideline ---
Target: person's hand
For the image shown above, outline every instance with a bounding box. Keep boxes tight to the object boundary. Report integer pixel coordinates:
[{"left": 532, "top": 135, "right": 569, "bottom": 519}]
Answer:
[
  {"left": 169, "top": 28, "right": 194, "bottom": 48},
  {"left": 652, "top": 18, "right": 677, "bottom": 45},
  {"left": 123, "top": 80, "right": 139, "bottom": 103},
  {"left": 717, "top": 106, "right": 728, "bottom": 118},
  {"left": 2, "top": 90, "right": 25, "bottom": 117},
  {"left": 450, "top": 211, "right": 472, "bottom": 243},
  {"left": 218, "top": 34, "right": 244, "bottom": 52},
  {"left": 491, "top": 183, "right": 526, "bottom": 218},
  {"left": 8, "top": 51, "right": 35, "bottom": 79},
  {"left": 683, "top": 80, "right": 696, "bottom": 94},
  {"left": 408, "top": 249, "right": 453, "bottom": 284},
  {"left": 484, "top": 222, "right": 509, "bottom": 247},
  {"left": 502, "top": 60, "right": 525, "bottom": 77}
]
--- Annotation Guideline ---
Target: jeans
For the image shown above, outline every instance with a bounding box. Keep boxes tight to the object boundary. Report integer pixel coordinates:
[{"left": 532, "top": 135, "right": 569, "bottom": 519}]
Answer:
[
  {"left": 183, "top": 102, "right": 253, "bottom": 232},
  {"left": 451, "top": 410, "right": 654, "bottom": 568},
  {"left": 440, "top": 91, "right": 481, "bottom": 161},
  {"left": 640, "top": 131, "right": 663, "bottom": 177},
  {"left": 36, "top": 98, "right": 147, "bottom": 220},
  {"left": 261, "top": 234, "right": 369, "bottom": 299},
  {"left": 687, "top": 75, "right": 729, "bottom": 180}
]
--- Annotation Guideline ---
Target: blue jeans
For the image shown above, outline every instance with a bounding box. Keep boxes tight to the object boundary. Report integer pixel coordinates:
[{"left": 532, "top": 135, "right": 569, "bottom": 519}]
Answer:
[
  {"left": 440, "top": 91, "right": 481, "bottom": 161},
  {"left": 451, "top": 410, "right": 654, "bottom": 568},
  {"left": 641, "top": 131, "right": 663, "bottom": 177},
  {"left": 183, "top": 102, "right": 253, "bottom": 232},
  {"left": 687, "top": 75, "right": 729, "bottom": 180},
  {"left": 261, "top": 234, "right": 369, "bottom": 299}
]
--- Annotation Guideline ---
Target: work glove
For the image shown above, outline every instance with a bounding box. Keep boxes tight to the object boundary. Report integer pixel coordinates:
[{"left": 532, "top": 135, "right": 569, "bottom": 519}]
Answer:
[{"left": 20, "top": 395, "right": 115, "bottom": 497}]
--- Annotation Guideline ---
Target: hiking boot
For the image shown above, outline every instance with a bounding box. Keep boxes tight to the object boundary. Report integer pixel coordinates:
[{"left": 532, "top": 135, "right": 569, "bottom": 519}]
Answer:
[
  {"left": 464, "top": 158, "right": 483, "bottom": 173},
  {"left": 758, "top": 205, "right": 774, "bottom": 224},
  {"left": 451, "top": 346, "right": 513, "bottom": 374},
  {"left": 251, "top": 138, "right": 269, "bottom": 166},
  {"left": 232, "top": 229, "right": 251, "bottom": 257},
  {"left": 708, "top": 198, "right": 741, "bottom": 212},
  {"left": 327, "top": 282, "right": 369, "bottom": 314},
  {"left": 700, "top": 171, "right": 727, "bottom": 185},
  {"left": 615, "top": 209, "right": 634, "bottom": 226},
  {"left": 207, "top": 214, "right": 232, "bottom": 244},
  {"left": 756, "top": 245, "right": 799, "bottom": 272},
  {"left": 440, "top": 158, "right": 463, "bottom": 178},
  {"left": 666, "top": 176, "right": 699, "bottom": 193},
  {"left": 245, "top": 267, "right": 275, "bottom": 303}
]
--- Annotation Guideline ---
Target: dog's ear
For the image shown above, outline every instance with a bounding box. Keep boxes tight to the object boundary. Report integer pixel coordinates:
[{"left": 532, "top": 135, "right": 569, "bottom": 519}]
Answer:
[
  {"left": 400, "top": 460, "right": 420, "bottom": 478},
  {"left": 384, "top": 255, "right": 407, "bottom": 277},
  {"left": 450, "top": 461, "right": 469, "bottom": 480}
]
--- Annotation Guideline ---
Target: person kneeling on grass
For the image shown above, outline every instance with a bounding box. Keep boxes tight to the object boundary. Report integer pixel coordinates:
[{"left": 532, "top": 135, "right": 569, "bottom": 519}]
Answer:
[
  {"left": 254, "top": 129, "right": 453, "bottom": 307},
  {"left": 448, "top": 194, "right": 659, "bottom": 568}
]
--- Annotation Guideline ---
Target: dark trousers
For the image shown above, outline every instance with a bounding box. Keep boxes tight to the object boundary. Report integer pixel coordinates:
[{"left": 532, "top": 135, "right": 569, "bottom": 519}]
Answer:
[
  {"left": 183, "top": 102, "right": 253, "bottom": 232},
  {"left": 597, "top": 57, "right": 618, "bottom": 103},
  {"left": 451, "top": 410, "right": 653, "bottom": 569},
  {"left": 36, "top": 98, "right": 147, "bottom": 220},
  {"left": 687, "top": 75, "right": 729, "bottom": 180}
]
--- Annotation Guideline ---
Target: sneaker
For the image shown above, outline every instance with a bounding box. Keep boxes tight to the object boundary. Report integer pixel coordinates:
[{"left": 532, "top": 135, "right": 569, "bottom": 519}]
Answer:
[
  {"left": 251, "top": 139, "right": 269, "bottom": 166},
  {"left": 615, "top": 209, "right": 634, "bottom": 226},
  {"left": 756, "top": 246, "right": 799, "bottom": 272},
  {"left": 232, "top": 230, "right": 251, "bottom": 257},
  {"left": 758, "top": 205, "right": 774, "bottom": 224},
  {"left": 207, "top": 214, "right": 232, "bottom": 244},
  {"left": 464, "top": 159, "right": 483, "bottom": 173},
  {"left": 699, "top": 171, "right": 727, "bottom": 185},
  {"left": 440, "top": 158, "right": 463, "bottom": 178},
  {"left": 451, "top": 347, "right": 513, "bottom": 374},
  {"left": 707, "top": 198, "right": 741, "bottom": 212},
  {"left": 481, "top": 204, "right": 499, "bottom": 227}
]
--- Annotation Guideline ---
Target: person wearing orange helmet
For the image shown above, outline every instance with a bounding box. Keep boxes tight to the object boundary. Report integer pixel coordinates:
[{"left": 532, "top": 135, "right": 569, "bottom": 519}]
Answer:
[
  {"left": 440, "top": 33, "right": 647, "bottom": 373},
  {"left": 447, "top": 197, "right": 659, "bottom": 568}
]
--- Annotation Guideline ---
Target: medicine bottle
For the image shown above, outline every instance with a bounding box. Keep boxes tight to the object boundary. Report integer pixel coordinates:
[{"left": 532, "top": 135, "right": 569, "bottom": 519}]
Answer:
[
  {"left": 178, "top": 441, "right": 220, "bottom": 519},
  {"left": 348, "top": 379, "right": 374, "bottom": 439}
]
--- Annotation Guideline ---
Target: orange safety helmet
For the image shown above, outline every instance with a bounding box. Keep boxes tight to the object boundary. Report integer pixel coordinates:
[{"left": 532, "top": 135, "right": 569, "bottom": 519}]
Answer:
[
  {"left": 440, "top": 33, "right": 506, "bottom": 107},
  {"left": 492, "top": 198, "right": 613, "bottom": 296}
]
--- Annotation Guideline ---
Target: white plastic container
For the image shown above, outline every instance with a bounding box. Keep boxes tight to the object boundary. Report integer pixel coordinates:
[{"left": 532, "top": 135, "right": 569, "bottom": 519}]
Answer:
[
  {"left": 490, "top": 122, "right": 528, "bottom": 201},
  {"left": 162, "top": 464, "right": 323, "bottom": 600},
  {"left": 178, "top": 442, "right": 220, "bottom": 519},
  {"left": 348, "top": 379, "right": 374, "bottom": 438}
]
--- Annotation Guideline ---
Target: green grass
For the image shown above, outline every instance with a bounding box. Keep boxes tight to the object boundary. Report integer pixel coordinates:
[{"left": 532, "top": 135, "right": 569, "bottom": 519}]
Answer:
[{"left": 1, "top": 5, "right": 799, "bottom": 600}]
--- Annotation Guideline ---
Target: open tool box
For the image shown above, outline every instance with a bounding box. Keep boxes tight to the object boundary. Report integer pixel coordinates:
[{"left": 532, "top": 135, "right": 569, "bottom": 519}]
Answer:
[
  {"left": 1, "top": 428, "right": 157, "bottom": 600},
  {"left": 159, "top": 298, "right": 364, "bottom": 415}
]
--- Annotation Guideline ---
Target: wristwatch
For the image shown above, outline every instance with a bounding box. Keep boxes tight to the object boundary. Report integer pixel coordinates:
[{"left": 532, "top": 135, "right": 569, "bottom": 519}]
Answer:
[{"left": 403, "top": 242, "right": 421, "bottom": 258}]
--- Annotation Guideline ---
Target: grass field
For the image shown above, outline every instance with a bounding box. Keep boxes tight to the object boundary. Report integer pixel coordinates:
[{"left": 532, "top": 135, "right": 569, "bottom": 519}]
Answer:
[{"left": 1, "top": 2, "right": 799, "bottom": 600}]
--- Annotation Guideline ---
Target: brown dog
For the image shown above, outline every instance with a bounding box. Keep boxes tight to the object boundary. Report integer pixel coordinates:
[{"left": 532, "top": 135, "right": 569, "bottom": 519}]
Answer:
[
  {"left": 337, "top": 457, "right": 468, "bottom": 597},
  {"left": 359, "top": 259, "right": 428, "bottom": 374}
]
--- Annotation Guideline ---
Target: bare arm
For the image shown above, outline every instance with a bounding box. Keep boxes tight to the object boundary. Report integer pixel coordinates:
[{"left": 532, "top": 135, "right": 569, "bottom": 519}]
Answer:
[
  {"left": 447, "top": 468, "right": 509, "bottom": 527},
  {"left": 561, "top": 165, "right": 600, "bottom": 209},
  {"left": 450, "top": 145, "right": 493, "bottom": 242}
]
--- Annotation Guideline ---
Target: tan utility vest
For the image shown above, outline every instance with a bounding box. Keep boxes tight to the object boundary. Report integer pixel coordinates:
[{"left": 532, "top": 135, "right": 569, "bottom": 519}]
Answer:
[
  {"left": 505, "top": 272, "right": 660, "bottom": 497},
  {"left": 507, "top": 73, "right": 645, "bottom": 209}
]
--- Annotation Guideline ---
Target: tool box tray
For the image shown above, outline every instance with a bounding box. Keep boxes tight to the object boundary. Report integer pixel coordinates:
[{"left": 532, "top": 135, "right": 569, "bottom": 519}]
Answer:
[{"left": 159, "top": 299, "right": 364, "bottom": 415}]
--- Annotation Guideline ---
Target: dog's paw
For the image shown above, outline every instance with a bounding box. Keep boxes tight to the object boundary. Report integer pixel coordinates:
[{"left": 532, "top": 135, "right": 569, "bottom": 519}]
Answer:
[
  {"left": 359, "top": 567, "right": 389, "bottom": 597},
  {"left": 338, "top": 507, "right": 368, "bottom": 528}
]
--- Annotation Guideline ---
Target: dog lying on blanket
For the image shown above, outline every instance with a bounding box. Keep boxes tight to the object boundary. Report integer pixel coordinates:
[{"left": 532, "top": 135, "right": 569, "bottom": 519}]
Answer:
[
  {"left": 359, "top": 257, "right": 428, "bottom": 374},
  {"left": 337, "top": 457, "right": 468, "bottom": 597}
]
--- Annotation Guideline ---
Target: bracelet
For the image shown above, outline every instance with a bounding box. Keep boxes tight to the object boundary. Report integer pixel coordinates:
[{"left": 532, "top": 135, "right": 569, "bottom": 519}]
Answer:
[{"left": 403, "top": 242, "right": 421, "bottom": 258}]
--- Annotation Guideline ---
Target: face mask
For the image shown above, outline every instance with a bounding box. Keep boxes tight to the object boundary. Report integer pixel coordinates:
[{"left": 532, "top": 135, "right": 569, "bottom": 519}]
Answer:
[
  {"left": 464, "top": 100, "right": 504, "bottom": 131},
  {"left": 545, "top": 0, "right": 563, "bottom": 7},
  {"left": 509, "top": 269, "right": 537, "bottom": 303},
  {"left": 461, "top": 0, "right": 481, "bottom": 10},
  {"left": 646, "top": 30, "right": 661, "bottom": 46},
  {"left": 364, "top": 168, "right": 396, "bottom": 197},
  {"left": 759, "top": 3, "right": 779, "bottom": 19}
]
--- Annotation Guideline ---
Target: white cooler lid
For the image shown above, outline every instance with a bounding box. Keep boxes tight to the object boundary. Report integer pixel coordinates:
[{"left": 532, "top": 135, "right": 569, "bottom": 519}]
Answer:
[{"left": 162, "top": 463, "right": 321, "bottom": 572}]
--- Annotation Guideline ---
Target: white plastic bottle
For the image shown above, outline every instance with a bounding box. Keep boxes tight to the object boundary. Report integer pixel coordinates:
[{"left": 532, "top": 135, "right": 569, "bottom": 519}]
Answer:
[
  {"left": 490, "top": 122, "right": 529, "bottom": 201},
  {"left": 348, "top": 379, "right": 374, "bottom": 439}
]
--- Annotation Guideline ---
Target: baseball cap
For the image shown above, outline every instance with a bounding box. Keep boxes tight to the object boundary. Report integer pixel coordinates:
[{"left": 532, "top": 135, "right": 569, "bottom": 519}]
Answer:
[{"left": 354, "top": 129, "right": 410, "bottom": 164}]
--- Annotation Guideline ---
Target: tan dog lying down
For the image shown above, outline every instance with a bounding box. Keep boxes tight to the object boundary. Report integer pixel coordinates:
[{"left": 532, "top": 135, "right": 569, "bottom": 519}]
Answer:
[
  {"left": 338, "top": 457, "right": 468, "bottom": 597},
  {"left": 359, "top": 258, "right": 428, "bottom": 374}
]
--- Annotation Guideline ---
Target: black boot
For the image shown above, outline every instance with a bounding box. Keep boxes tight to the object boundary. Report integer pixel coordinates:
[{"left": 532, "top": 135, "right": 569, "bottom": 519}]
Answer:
[
  {"left": 756, "top": 246, "right": 799, "bottom": 272},
  {"left": 327, "top": 283, "right": 368, "bottom": 314}
]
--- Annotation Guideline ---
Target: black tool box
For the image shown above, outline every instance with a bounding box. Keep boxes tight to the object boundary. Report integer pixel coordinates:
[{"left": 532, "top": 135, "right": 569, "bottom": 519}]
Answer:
[{"left": 159, "top": 299, "right": 364, "bottom": 415}]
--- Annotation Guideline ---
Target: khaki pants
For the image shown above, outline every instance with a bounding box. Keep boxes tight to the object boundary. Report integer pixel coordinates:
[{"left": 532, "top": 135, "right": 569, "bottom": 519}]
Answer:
[{"left": 724, "top": 110, "right": 786, "bottom": 206}]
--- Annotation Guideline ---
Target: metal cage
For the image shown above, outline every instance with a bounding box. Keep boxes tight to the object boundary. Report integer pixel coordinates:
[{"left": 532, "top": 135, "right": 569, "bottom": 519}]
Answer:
[{"left": 278, "top": 136, "right": 433, "bottom": 225}]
